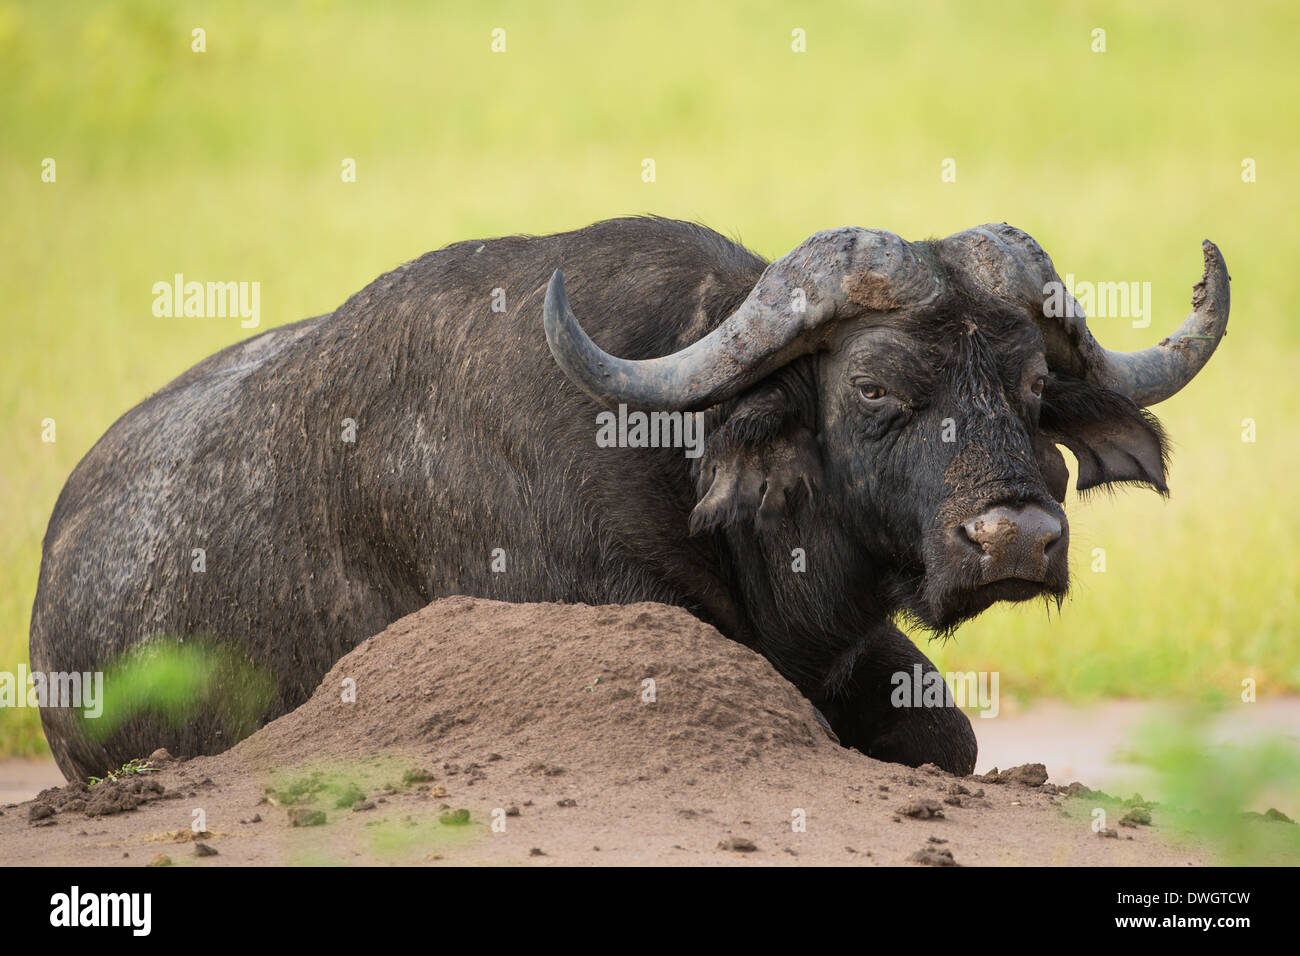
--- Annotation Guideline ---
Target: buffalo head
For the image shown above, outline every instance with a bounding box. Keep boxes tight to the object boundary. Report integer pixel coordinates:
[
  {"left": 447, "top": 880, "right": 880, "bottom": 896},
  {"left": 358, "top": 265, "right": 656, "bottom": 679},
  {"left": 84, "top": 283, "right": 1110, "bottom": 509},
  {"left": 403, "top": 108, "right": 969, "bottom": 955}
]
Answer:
[{"left": 543, "top": 224, "right": 1230, "bottom": 631}]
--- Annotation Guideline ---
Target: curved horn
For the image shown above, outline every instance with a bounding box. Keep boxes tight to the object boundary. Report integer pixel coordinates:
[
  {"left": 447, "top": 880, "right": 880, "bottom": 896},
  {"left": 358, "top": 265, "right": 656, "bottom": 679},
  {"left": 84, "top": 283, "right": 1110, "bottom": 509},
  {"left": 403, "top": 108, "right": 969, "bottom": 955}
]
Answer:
[
  {"left": 1086, "top": 240, "right": 1230, "bottom": 406},
  {"left": 543, "top": 228, "right": 939, "bottom": 411},
  {"left": 944, "top": 223, "right": 1231, "bottom": 407}
]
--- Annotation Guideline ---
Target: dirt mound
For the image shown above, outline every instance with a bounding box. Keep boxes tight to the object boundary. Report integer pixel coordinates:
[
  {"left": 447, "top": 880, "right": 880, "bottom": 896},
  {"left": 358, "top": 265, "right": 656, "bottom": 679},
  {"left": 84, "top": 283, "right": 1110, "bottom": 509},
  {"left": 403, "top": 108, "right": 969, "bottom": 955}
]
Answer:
[
  {"left": 1, "top": 598, "right": 1216, "bottom": 865},
  {"left": 230, "top": 597, "right": 827, "bottom": 773},
  {"left": 28, "top": 774, "right": 173, "bottom": 824}
]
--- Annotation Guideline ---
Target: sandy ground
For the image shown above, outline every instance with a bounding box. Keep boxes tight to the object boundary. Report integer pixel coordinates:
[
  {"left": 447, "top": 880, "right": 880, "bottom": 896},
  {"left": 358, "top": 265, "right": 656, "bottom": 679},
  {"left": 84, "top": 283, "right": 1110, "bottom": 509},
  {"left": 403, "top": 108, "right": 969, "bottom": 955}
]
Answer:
[
  {"left": 977, "top": 698, "right": 1300, "bottom": 818},
  {"left": 0, "top": 598, "right": 1288, "bottom": 866},
  {"left": 0, "top": 758, "right": 64, "bottom": 806},
  {"left": 10, "top": 699, "right": 1297, "bottom": 810}
]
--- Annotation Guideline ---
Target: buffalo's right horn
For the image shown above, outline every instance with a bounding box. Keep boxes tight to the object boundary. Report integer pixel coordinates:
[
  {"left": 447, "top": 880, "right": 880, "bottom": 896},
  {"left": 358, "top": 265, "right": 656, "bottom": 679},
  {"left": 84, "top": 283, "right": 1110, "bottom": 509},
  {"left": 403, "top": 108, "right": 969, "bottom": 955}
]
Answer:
[{"left": 543, "top": 228, "right": 938, "bottom": 411}]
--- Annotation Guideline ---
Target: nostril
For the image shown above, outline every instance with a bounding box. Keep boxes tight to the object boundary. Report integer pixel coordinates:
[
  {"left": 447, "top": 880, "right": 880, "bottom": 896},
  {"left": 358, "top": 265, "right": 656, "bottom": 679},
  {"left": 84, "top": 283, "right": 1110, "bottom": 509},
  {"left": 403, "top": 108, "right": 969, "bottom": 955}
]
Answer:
[
  {"left": 961, "top": 512, "right": 1017, "bottom": 554},
  {"left": 955, "top": 521, "right": 986, "bottom": 554},
  {"left": 1018, "top": 509, "right": 1063, "bottom": 554}
]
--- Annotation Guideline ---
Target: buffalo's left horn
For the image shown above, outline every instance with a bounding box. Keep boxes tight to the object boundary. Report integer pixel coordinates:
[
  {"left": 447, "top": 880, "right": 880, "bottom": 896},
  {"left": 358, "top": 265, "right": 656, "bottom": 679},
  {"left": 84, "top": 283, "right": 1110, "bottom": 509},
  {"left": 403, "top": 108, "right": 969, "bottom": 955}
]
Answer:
[
  {"left": 946, "top": 223, "right": 1231, "bottom": 407},
  {"left": 543, "top": 227, "right": 938, "bottom": 411},
  {"left": 1086, "top": 240, "right": 1230, "bottom": 407}
]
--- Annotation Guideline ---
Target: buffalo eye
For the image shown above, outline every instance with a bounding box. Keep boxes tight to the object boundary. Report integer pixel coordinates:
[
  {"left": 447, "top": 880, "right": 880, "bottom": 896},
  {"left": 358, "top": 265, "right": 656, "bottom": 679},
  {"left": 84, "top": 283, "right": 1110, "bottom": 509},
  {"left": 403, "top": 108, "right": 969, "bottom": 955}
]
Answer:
[
  {"left": 857, "top": 383, "right": 887, "bottom": 402},
  {"left": 1030, "top": 376, "right": 1046, "bottom": 397}
]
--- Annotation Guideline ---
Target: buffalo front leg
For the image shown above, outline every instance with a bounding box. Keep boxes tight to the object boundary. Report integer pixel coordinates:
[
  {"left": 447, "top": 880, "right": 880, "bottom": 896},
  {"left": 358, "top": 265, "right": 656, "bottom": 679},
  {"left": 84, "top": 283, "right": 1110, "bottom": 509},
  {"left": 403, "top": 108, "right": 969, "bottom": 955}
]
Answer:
[{"left": 816, "top": 623, "right": 978, "bottom": 776}]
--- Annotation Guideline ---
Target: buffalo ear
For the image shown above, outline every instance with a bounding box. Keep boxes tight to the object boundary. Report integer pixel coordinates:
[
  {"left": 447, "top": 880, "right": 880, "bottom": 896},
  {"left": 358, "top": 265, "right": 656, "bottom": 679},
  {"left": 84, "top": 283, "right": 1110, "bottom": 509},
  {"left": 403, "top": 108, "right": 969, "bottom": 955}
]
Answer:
[
  {"left": 1040, "top": 375, "right": 1170, "bottom": 496},
  {"left": 689, "top": 366, "right": 822, "bottom": 535}
]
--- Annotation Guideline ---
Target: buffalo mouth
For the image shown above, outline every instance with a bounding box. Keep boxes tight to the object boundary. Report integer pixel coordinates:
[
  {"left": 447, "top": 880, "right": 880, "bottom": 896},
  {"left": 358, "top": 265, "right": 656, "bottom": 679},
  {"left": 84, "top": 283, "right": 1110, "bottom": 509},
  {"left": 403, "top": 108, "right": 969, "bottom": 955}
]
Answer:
[
  {"left": 916, "top": 573, "right": 1069, "bottom": 633},
  {"left": 972, "top": 577, "right": 1054, "bottom": 604}
]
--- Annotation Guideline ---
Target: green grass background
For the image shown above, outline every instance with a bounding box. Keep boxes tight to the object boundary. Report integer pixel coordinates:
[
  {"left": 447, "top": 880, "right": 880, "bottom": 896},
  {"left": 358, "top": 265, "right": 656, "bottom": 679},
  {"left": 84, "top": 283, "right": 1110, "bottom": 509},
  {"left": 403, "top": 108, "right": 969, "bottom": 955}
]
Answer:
[{"left": 2, "top": 0, "right": 1297, "bottom": 755}]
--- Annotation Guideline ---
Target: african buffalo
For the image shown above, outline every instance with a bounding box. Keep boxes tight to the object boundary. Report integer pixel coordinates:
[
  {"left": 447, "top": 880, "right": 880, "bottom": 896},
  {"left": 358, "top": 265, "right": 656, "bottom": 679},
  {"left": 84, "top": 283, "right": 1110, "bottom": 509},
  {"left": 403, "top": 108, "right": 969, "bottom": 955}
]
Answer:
[{"left": 29, "top": 217, "right": 1230, "bottom": 779}]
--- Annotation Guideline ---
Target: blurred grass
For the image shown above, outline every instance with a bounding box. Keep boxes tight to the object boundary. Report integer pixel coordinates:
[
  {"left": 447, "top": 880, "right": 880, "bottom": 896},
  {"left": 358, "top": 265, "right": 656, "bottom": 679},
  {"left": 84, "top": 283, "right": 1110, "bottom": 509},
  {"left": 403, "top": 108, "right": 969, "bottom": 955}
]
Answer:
[
  {"left": 1126, "top": 704, "right": 1300, "bottom": 864},
  {"left": 1052, "top": 699, "right": 1300, "bottom": 864},
  {"left": 83, "top": 638, "right": 275, "bottom": 743},
  {"left": 2, "top": 0, "right": 1298, "bottom": 755}
]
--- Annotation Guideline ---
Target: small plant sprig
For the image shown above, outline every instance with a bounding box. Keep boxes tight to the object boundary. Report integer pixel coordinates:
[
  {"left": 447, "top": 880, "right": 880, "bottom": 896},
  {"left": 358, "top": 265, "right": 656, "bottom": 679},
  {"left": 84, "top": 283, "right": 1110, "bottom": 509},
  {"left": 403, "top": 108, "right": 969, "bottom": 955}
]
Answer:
[{"left": 87, "top": 757, "right": 156, "bottom": 787}]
